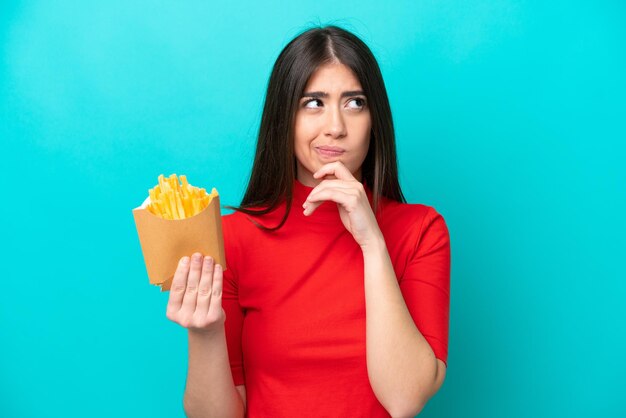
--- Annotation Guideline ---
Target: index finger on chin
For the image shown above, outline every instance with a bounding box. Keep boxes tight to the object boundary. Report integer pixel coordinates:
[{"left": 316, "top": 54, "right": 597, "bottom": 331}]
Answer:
[{"left": 314, "top": 161, "right": 354, "bottom": 181}]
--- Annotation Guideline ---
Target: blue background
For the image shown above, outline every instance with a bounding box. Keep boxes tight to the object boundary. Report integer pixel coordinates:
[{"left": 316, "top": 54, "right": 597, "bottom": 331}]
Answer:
[{"left": 1, "top": 1, "right": 624, "bottom": 417}]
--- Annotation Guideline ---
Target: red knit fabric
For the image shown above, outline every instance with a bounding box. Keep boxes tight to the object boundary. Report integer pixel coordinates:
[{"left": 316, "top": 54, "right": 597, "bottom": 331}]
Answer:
[{"left": 221, "top": 178, "right": 450, "bottom": 417}]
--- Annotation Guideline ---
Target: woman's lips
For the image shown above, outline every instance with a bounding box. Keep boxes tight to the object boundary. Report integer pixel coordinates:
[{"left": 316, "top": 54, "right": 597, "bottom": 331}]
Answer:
[{"left": 316, "top": 147, "right": 345, "bottom": 157}]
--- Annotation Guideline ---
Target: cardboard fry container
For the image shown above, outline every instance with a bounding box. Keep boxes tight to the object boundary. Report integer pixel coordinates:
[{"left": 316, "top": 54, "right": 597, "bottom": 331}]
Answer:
[{"left": 132, "top": 194, "right": 226, "bottom": 292}]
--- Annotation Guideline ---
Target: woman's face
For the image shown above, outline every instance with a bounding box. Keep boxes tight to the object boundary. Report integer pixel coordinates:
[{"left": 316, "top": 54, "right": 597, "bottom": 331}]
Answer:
[{"left": 294, "top": 62, "right": 371, "bottom": 186}]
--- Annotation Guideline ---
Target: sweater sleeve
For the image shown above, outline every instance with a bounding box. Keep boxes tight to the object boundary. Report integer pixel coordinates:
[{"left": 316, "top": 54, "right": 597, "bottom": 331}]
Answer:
[
  {"left": 398, "top": 207, "right": 451, "bottom": 367},
  {"left": 221, "top": 217, "right": 246, "bottom": 386}
]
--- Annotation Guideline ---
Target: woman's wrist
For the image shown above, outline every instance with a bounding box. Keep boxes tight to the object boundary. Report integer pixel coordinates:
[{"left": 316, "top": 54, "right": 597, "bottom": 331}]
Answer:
[
  {"left": 360, "top": 232, "right": 387, "bottom": 255},
  {"left": 188, "top": 325, "right": 225, "bottom": 341}
]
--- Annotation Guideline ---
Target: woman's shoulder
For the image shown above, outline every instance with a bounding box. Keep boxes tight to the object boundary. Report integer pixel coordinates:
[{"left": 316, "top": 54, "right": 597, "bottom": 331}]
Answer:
[
  {"left": 222, "top": 203, "right": 284, "bottom": 225},
  {"left": 220, "top": 203, "right": 286, "bottom": 238},
  {"left": 221, "top": 207, "right": 262, "bottom": 232},
  {"left": 220, "top": 209, "right": 262, "bottom": 261},
  {"left": 379, "top": 195, "right": 441, "bottom": 219},
  {"left": 378, "top": 196, "right": 447, "bottom": 235},
  {"left": 221, "top": 208, "right": 248, "bottom": 224},
  {"left": 378, "top": 198, "right": 450, "bottom": 260}
]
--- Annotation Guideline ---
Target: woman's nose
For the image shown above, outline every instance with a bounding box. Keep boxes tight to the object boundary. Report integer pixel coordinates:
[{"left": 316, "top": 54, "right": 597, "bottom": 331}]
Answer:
[{"left": 324, "top": 106, "right": 347, "bottom": 138}]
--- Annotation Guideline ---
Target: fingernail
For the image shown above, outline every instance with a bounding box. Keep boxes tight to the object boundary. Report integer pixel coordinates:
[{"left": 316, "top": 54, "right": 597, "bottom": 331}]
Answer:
[
  {"left": 204, "top": 256, "right": 213, "bottom": 265},
  {"left": 193, "top": 253, "right": 202, "bottom": 262},
  {"left": 181, "top": 256, "right": 190, "bottom": 265}
]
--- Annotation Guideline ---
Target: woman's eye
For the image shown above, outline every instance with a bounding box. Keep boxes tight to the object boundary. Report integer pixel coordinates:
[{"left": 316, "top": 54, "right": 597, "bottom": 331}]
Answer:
[
  {"left": 304, "top": 99, "right": 323, "bottom": 109},
  {"left": 347, "top": 98, "right": 366, "bottom": 109}
]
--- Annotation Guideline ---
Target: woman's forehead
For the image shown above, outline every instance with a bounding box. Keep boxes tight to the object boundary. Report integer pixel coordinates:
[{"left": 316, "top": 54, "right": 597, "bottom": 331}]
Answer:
[{"left": 304, "top": 63, "right": 363, "bottom": 92}]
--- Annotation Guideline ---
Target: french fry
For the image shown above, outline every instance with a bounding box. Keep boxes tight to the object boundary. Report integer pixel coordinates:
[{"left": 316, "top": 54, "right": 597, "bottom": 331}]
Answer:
[{"left": 174, "top": 192, "right": 185, "bottom": 219}]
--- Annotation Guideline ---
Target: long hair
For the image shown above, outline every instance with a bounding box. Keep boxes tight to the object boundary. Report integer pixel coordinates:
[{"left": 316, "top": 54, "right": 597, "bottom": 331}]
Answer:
[{"left": 225, "top": 25, "right": 406, "bottom": 231}]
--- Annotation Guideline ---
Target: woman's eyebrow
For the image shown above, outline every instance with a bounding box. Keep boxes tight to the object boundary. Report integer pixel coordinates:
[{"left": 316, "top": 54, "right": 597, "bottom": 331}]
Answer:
[{"left": 301, "top": 90, "right": 366, "bottom": 98}]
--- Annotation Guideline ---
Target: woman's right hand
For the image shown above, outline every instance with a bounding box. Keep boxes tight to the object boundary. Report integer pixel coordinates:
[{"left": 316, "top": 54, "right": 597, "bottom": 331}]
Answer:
[{"left": 166, "top": 252, "right": 226, "bottom": 335}]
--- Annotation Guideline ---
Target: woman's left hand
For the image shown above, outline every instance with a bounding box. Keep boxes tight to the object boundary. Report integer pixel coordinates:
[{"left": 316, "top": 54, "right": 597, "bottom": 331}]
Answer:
[{"left": 303, "top": 161, "right": 383, "bottom": 248}]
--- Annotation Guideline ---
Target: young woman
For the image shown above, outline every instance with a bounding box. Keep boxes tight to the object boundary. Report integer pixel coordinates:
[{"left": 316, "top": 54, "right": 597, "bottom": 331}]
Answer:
[{"left": 166, "top": 25, "right": 450, "bottom": 418}]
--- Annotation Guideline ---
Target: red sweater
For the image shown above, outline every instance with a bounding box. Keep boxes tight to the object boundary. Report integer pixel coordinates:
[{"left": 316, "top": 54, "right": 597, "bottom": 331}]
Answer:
[{"left": 221, "top": 178, "right": 450, "bottom": 417}]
